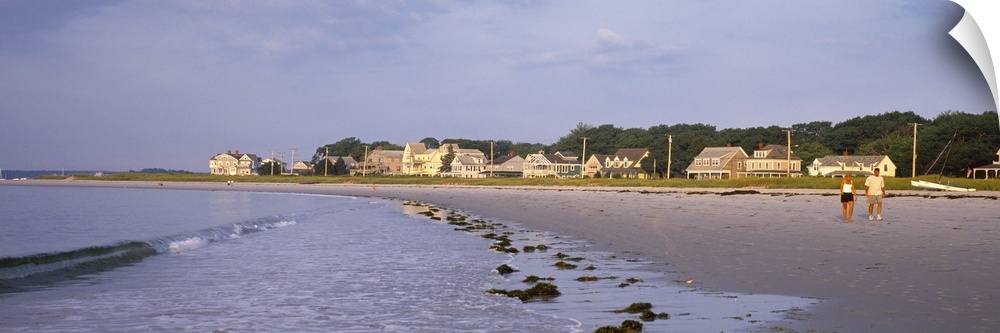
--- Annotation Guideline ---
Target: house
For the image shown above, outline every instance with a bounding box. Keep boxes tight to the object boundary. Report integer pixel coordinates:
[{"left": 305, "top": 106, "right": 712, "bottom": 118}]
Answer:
[
  {"left": 292, "top": 161, "right": 312, "bottom": 175},
  {"left": 486, "top": 154, "right": 525, "bottom": 177},
  {"left": 319, "top": 156, "right": 357, "bottom": 175},
  {"left": 739, "top": 144, "right": 802, "bottom": 178},
  {"left": 685, "top": 146, "right": 748, "bottom": 179},
  {"left": 209, "top": 150, "right": 261, "bottom": 176},
  {"left": 443, "top": 155, "right": 489, "bottom": 178},
  {"left": 362, "top": 149, "right": 405, "bottom": 175},
  {"left": 808, "top": 154, "right": 896, "bottom": 177},
  {"left": 523, "top": 151, "right": 582, "bottom": 178},
  {"left": 401, "top": 142, "right": 487, "bottom": 176},
  {"left": 971, "top": 148, "right": 1000, "bottom": 179},
  {"left": 585, "top": 148, "right": 650, "bottom": 179}
]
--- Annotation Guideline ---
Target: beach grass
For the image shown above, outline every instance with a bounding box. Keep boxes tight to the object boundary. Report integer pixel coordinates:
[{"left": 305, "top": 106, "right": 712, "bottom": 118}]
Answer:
[{"left": 43, "top": 173, "right": 1000, "bottom": 191}]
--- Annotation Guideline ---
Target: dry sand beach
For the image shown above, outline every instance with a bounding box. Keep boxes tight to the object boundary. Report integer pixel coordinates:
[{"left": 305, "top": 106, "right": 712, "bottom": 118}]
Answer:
[{"left": 6, "top": 180, "right": 998, "bottom": 332}]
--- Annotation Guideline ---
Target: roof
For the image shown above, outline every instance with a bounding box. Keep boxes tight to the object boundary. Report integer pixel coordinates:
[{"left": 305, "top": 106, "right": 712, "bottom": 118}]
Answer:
[
  {"left": 371, "top": 150, "right": 405, "bottom": 158},
  {"left": 492, "top": 155, "right": 524, "bottom": 165},
  {"left": 813, "top": 155, "right": 888, "bottom": 166},
  {"left": 752, "top": 144, "right": 800, "bottom": 160},
  {"left": 693, "top": 147, "right": 747, "bottom": 159},
  {"left": 453, "top": 155, "right": 484, "bottom": 165},
  {"left": 612, "top": 148, "right": 649, "bottom": 161},
  {"left": 405, "top": 142, "right": 428, "bottom": 154}
]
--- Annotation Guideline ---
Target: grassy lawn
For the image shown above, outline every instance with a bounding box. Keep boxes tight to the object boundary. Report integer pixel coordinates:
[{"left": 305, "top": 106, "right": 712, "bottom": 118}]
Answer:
[{"left": 44, "top": 173, "right": 1000, "bottom": 191}]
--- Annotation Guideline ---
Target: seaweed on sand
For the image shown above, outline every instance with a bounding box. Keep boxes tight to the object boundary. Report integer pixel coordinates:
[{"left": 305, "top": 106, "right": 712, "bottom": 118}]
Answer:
[{"left": 487, "top": 282, "right": 561, "bottom": 302}]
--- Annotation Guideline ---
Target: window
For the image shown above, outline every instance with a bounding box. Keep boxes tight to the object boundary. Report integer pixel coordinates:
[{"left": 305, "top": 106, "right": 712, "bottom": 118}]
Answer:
[{"left": 712, "top": 159, "right": 720, "bottom": 166}]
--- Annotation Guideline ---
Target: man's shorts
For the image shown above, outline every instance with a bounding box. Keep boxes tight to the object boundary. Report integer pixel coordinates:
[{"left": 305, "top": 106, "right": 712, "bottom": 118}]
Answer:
[{"left": 867, "top": 194, "right": 883, "bottom": 205}]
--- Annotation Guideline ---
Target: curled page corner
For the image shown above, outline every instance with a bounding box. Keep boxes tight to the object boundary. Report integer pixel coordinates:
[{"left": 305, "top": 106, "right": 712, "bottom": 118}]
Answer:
[{"left": 949, "top": 0, "right": 999, "bottom": 130}]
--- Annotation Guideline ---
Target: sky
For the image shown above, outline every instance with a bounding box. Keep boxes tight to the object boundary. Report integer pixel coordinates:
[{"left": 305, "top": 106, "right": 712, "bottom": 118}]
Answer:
[{"left": 0, "top": 0, "right": 995, "bottom": 172}]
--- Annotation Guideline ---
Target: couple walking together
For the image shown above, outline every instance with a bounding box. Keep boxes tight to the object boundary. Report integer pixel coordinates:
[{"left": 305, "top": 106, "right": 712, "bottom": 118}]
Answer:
[{"left": 840, "top": 168, "right": 886, "bottom": 222}]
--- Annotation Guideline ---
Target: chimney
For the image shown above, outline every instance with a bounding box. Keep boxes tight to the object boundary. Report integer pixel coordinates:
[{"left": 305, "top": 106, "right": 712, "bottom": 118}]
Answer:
[
  {"left": 227, "top": 150, "right": 232, "bottom": 154},
  {"left": 235, "top": 150, "right": 239, "bottom": 155},
  {"left": 843, "top": 150, "right": 848, "bottom": 156},
  {"left": 376, "top": 146, "right": 383, "bottom": 151},
  {"left": 509, "top": 150, "right": 516, "bottom": 156},
  {"left": 726, "top": 142, "right": 732, "bottom": 147},
  {"left": 757, "top": 142, "right": 764, "bottom": 150}
]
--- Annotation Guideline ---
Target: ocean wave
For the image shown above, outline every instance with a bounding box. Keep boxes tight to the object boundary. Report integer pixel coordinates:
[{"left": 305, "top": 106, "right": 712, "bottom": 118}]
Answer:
[{"left": 0, "top": 215, "right": 299, "bottom": 293}]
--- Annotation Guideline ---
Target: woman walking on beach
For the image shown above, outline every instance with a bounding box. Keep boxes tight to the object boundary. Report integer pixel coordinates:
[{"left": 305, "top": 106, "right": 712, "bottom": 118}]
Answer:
[{"left": 840, "top": 174, "right": 858, "bottom": 221}]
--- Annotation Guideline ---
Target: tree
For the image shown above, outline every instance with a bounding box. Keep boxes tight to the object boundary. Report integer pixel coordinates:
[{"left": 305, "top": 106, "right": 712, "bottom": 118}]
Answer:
[
  {"left": 313, "top": 157, "right": 335, "bottom": 176},
  {"left": 918, "top": 111, "right": 999, "bottom": 177},
  {"left": 312, "top": 137, "right": 363, "bottom": 164},
  {"left": 823, "top": 111, "right": 927, "bottom": 154},
  {"left": 258, "top": 161, "right": 284, "bottom": 175},
  {"left": 795, "top": 141, "right": 835, "bottom": 173},
  {"left": 420, "top": 137, "right": 440, "bottom": 149},
  {"left": 439, "top": 145, "right": 456, "bottom": 173},
  {"left": 332, "top": 157, "right": 348, "bottom": 175}
]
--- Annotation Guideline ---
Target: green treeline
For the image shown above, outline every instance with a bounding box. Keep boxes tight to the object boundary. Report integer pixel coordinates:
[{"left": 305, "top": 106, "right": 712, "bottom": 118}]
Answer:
[{"left": 310, "top": 110, "right": 998, "bottom": 177}]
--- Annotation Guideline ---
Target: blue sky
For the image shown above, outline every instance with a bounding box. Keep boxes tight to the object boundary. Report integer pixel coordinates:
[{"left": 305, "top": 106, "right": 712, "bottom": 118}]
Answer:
[{"left": 0, "top": 0, "right": 994, "bottom": 172}]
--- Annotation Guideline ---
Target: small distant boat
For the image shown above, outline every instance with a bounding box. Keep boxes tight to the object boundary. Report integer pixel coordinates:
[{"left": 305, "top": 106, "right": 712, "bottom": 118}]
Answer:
[{"left": 910, "top": 180, "right": 976, "bottom": 192}]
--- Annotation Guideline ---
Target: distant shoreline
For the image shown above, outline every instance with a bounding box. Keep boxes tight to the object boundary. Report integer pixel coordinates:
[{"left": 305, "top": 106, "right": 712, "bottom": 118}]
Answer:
[{"left": 4, "top": 179, "right": 999, "bottom": 332}]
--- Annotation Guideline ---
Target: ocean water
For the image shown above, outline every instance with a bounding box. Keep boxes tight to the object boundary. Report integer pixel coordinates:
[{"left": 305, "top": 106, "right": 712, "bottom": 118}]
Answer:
[{"left": 0, "top": 185, "right": 814, "bottom": 332}]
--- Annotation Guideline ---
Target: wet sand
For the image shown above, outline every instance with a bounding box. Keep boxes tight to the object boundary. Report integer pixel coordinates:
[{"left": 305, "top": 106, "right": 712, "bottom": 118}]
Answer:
[{"left": 6, "top": 180, "right": 999, "bottom": 332}]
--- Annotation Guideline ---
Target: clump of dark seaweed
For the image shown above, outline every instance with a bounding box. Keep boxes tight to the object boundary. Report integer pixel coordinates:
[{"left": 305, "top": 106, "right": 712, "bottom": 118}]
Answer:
[
  {"left": 487, "top": 282, "right": 561, "bottom": 302},
  {"left": 495, "top": 264, "right": 519, "bottom": 275},
  {"left": 523, "top": 275, "right": 555, "bottom": 283},
  {"left": 554, "top": 261, "right": 577, "bottom": 269},
  {"left": 594, "top": 320, "right": 643, "bottom": 333},
  {"left": 576, "top": 275, "right": 618, "bottom": 282},
  {"left": 617, "top": 277, "right": 644, "bottom": 288},
  {"left": 583, "top": 265, "right": 597, "bottom": 270},
  {"left": 611, "top": 302, "right": 670, "bottom": 322},
  {"left": 613, "top": 302, "right": 653, "bottom": 314},
  {"left": 535, "top": 244, "right": 549, "bottom": 251},
  {"left": 522, "top": 245, "right": 537, "bottom": 252}
]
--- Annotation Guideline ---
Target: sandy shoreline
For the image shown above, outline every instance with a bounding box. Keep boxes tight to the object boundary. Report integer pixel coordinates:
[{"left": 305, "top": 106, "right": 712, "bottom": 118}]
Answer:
[{"left": 5, "top": 179, "right": 998, "bottom": 332}]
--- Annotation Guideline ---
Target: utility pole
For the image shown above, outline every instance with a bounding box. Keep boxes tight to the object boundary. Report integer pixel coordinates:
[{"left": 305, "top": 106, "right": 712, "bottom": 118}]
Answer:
[
  {"left": 289, "top": 148, "right": 297, "bottom": 175},
  {"left": 324, "top": 147, "right": 329, "bottom": 176},
  {"left": 363, "top": 144, "right": 370, "bottom": 177},
  {"left": 667, "top": 135, "right": 673, "bottom": 179},
  {"left": 489, "top": 140, "right": 494, "bottom": 178},
  {"left": 910, "top": 123, "right": 920, "bottom": 178},
  {"left": 270, "top": 149, "right": 276, "bottom": 176},
  {"left": 786, "top": 129, "right": 793, "bottom": 177},
  {"left": 580, "top": 137, "right": 589, "bottom": 178},
  {"left": 279, "top": 151, "right": 285, "bottom": 175}
]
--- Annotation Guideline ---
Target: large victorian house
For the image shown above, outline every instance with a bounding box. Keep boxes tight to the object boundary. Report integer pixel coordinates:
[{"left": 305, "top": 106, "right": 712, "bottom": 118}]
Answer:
[
  {"left": 401, "top": 142, "right": 487, "bottom": 176},
  {"left": 209, "top": 150, "right": 261, "bottom": 176},
  {"left": 358, "top": 149, "right": 405, "bottom": 176},
  {"left": 685, "top": 146, "right": 748, "bottom": 179}
]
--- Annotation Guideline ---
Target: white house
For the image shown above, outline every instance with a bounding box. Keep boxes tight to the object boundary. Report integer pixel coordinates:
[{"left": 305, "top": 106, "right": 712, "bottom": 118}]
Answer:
[{"left": 808, "top": 155, "right": 896, "bottom": 177}]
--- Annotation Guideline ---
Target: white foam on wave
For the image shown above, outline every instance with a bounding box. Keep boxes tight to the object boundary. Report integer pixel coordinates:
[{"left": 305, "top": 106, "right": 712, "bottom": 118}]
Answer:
[{"left": 168, "top": 237, "right": 209, "bottom": 253}]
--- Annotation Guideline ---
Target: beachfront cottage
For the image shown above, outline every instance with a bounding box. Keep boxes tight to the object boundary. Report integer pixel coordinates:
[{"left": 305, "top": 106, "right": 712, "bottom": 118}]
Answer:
[
  {"left": 443, "top": 155, "right": 489, "bottom": 178},
  {"left": 523, "top": 151, "right": 582, "bottom": 178},
  {"left": 361, "top": 149, "right": 405, "bottom": 176},
  {"left": 585, "top": 148, "right": 650, "bottom": 179},
  {"left": 401, "top": 142, "right": 487, "bottom": 176},
  {"left": 209, "top": 150, "right": 261, "bottom": 176},
  {"left": 486, "top": 154, "right": 525, "bottom": 177},
  {"left": 292, "top": 161, "right": 313, "bottom": 175},
  {"left": 739, "top": 144, "right": 802, "bottom": 178},
  {"left": 685, "top": 146, "right": 748, "bottom": 179},
  {"left": 808, "top": 154, "right": 896, "bottom": 177},
  {"left": 971, "top": 148, "right": 1000, "bottom": 179}
]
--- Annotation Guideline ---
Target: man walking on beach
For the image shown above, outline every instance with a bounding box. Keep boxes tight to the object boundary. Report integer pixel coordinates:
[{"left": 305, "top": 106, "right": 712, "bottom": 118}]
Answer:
[{"left": 865, "top": 168, "right": 886, "bottom": 221}]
